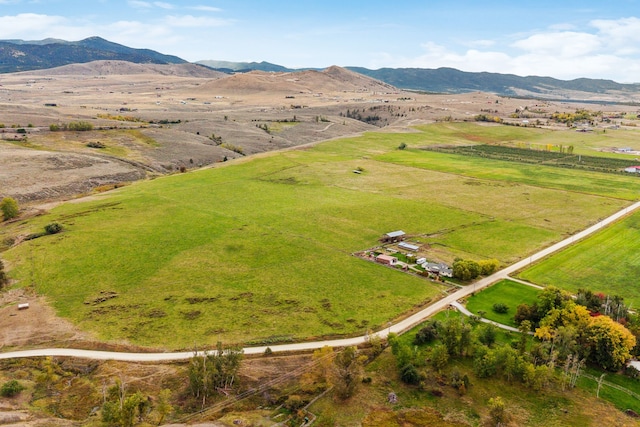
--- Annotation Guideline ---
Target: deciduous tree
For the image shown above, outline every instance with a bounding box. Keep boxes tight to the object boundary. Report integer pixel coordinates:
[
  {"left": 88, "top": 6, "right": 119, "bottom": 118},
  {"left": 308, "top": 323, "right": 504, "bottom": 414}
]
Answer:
[
  {"left": 586, "top": 315, "right": 636, "bottom": 371},
  {"left": 332, "top": 346, "right": 363, "bottom": 399}
]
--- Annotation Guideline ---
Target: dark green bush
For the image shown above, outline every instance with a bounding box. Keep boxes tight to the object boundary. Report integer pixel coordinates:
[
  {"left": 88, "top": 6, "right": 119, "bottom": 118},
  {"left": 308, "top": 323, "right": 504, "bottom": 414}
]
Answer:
[
  {"left": 400, "top": 363, "right": 421, "bottom": 385},
  {"left": 1, "top": 380, "right": 24, "bottom": 397},
  {"left": 44, "top": 222, "right": 62, "bottom": 235},
  {"left": 492, "top": 303, "right": 509, "bottom": 314}
]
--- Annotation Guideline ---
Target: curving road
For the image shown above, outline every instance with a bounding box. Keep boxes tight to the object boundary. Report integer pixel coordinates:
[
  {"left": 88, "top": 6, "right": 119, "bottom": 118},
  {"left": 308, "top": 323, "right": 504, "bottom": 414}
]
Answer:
[{"left": 2, "top": 201, "right": 640, "bottom": 362}]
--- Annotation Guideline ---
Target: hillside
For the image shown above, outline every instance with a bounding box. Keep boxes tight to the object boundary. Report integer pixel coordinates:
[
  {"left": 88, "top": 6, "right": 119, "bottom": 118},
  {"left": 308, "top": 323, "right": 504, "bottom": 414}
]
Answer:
[
  {"left": 347, "top": 66, "right": 640, "bottom": 101},
  {"left": 201, "top": 65, "right": 396, "bottom": 94},
  {"left": 0, "top": 36, "right": 185, "bottom": 73},
  {"left": 17, "top": 60, "right": 226, "bottom": 78}
]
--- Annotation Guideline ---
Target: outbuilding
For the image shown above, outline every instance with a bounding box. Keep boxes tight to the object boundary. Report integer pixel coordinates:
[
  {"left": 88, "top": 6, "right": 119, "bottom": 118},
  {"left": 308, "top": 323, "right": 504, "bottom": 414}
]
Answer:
[
  {"left": 381, "top": 230, "right": 405, "bottom": 243},
  {"left": 398, "top": 242, "right": 419, "bottom": 252},
  {"left": 375, "top": 254, "right": 398, "bottom": 266}
]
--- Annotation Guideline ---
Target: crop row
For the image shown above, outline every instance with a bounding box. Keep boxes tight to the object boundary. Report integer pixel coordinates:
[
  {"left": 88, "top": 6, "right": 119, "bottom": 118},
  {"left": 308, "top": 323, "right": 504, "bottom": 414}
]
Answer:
[{"left": 426, "top": 144, "right": 636, "bottom": 174}]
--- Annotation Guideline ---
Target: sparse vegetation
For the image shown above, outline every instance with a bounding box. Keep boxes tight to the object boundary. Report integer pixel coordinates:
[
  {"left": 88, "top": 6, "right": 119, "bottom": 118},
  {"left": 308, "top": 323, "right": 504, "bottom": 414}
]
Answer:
[
  {"left": 97, "top": 113, "right": 144, "bottom": 122},
  {"left": 49, "top": 121, "right": 94, "bottom": 131},
  {"left": 220, "top": 142, "right": 244, "bottom": 155}
]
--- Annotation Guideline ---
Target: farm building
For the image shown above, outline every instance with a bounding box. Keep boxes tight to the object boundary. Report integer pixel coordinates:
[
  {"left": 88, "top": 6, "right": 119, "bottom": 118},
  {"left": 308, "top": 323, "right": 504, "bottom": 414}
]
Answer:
[
  {"left": 381, "top": 230, "right": 405, "bottom": 243},
  {"left": 375, "top": 254, "right": 398, "bottom": 266},
  {"left": 424, "top": 262, "right": 453, "bottom": 277},
  {"left": 624, "top": 166, "right": 640, "bottom": 173},
  {"left": 398, "top": 242, "right": 419, "bottom": 251}
]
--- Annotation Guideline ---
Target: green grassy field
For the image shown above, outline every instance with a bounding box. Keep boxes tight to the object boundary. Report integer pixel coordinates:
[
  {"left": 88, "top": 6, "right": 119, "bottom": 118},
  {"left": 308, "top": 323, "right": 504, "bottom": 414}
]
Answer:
[
  {"left": 518, "top": 210, "right": 640, "bottom": 307},
  {"left": 3, "top": 122, "right": 640, "bottom": 349},
  {"left": 466, "top": 280, "right": 541, "bottom": 327}
]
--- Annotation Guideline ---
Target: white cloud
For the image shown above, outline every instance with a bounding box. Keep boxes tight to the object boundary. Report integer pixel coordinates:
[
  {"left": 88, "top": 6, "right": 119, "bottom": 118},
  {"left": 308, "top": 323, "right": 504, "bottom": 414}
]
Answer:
[
  {"left": 590, "top": 17, "right": 640, "bottom": 55},
  {"left": 0, "top": 13, "right": 68, "bottom": 38},
  {"left": 468, "top": 39, "right": 495, "bottom": 48},
  {"left": 153, "top": 1, "right": 173, "bottom": 9},
  {"left": 376, "top": 17, "right": 640, "bottom": 82},
  {"left": 190, "top": 5, "right": 221, "bottom": 12},
  {"left": 512, "top": 31, "right": 601, "bottom": 58},
  {"left": 164, "top": 14, "right": 231, "bottom": 28},
  {"left": 128, "top": 1, "right": 152, "bottom": 8}
]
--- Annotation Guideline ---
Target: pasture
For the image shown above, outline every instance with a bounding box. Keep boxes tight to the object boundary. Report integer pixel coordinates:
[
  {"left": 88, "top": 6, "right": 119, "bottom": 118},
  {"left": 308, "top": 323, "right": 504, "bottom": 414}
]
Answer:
[
  {"left": 519, "top": 210, "right": 640, "bottom": 308},
  {"left": 3, "top": 122, "right": 640, "bottom": 348}
]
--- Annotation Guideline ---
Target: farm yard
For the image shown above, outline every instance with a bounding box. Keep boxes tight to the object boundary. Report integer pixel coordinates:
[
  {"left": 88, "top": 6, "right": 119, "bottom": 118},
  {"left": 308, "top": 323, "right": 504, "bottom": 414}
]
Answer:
[{"left": 3, "top": 122, "right": 640, "bottom": 349}]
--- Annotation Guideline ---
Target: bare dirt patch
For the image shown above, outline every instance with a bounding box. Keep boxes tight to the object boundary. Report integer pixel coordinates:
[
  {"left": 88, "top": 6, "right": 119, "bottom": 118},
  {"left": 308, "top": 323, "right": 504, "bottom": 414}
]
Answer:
[{"left": 0, "top": 288, "right": 90, "bottom": 349}]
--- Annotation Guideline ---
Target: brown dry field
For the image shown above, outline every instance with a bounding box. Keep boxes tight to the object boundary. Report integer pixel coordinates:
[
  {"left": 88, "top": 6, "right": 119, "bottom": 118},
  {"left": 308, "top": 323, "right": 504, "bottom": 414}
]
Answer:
[{"left": 3, "top": 60, "right": 631, "bottom": 207}]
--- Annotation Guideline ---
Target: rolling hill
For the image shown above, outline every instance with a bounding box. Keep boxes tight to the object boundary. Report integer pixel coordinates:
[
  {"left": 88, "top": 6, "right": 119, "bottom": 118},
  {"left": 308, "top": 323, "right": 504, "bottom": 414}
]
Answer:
[{"left": 198, "top": 65, "right": 396, "bottom": 95}]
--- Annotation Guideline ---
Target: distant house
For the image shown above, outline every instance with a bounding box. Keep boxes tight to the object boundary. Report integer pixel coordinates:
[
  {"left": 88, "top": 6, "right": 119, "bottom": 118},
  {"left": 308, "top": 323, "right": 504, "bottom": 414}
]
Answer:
[
  {"left": 624, "top": 166, "right": 640, "bottom": 173},
  {"left": 376, "top": 254, "right": 398, "bottom": 266},
  {"left": 381, "top": 230, "right": 405, "bottom": 243},
  {"left": 398, "top": 242, "right": 419, "bottom": 252}
]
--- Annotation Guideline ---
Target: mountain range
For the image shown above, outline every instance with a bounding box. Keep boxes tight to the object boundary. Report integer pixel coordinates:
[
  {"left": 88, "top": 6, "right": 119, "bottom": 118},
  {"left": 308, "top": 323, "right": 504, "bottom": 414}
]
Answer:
[
  {"left": 2, "top": 37, "right": 640, "bottom": 101},
  {"left": 0, "top": 36, "right": 184, "bottom": 73}
]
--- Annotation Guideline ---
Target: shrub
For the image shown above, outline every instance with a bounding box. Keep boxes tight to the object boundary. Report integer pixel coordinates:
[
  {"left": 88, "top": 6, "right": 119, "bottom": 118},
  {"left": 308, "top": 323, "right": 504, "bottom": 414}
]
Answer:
[
  {"left": 67, "top": 121, "right": 93, "bottom": 131},
  {"left": 398, "top": 142, "right": 407, "bottom": 150},
  {"left": 1, "top": 380, "right": 25, "bottom": 397},
  {"left": 414, "top": 321, "right": 439, "bottom": 345},
  {"left": 492, "top": 303, "right": 509, "bottom": 314},
  {"left": 86, "top": 141, "right": 106, "bottom": 149},
  {"left": 0, "top": 261, "right": 8, "bottom": 290},
  {"left": 44, "top": 223, "right": 63, "bottom": 235},
  {"left": 400, "top": 363, "right": 421, "bottom": 385},
  {"left": 0, "top": 197, "right": 19, "bottom": 220},
  {"left": 220, "top": 143, "right": 244, "bottom": 155}
]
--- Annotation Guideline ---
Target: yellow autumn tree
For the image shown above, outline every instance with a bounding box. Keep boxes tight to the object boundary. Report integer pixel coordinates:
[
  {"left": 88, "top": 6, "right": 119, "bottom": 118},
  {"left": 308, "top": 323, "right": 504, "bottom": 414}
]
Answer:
[{"left": 586, "top": 315, "right": 636, "bottom": 371}]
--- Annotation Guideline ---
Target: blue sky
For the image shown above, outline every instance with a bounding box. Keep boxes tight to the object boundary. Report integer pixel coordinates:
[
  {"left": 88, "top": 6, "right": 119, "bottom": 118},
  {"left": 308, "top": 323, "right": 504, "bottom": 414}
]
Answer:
[{"left": 1, "top": 0, "right": 639, "bottom": 82}]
